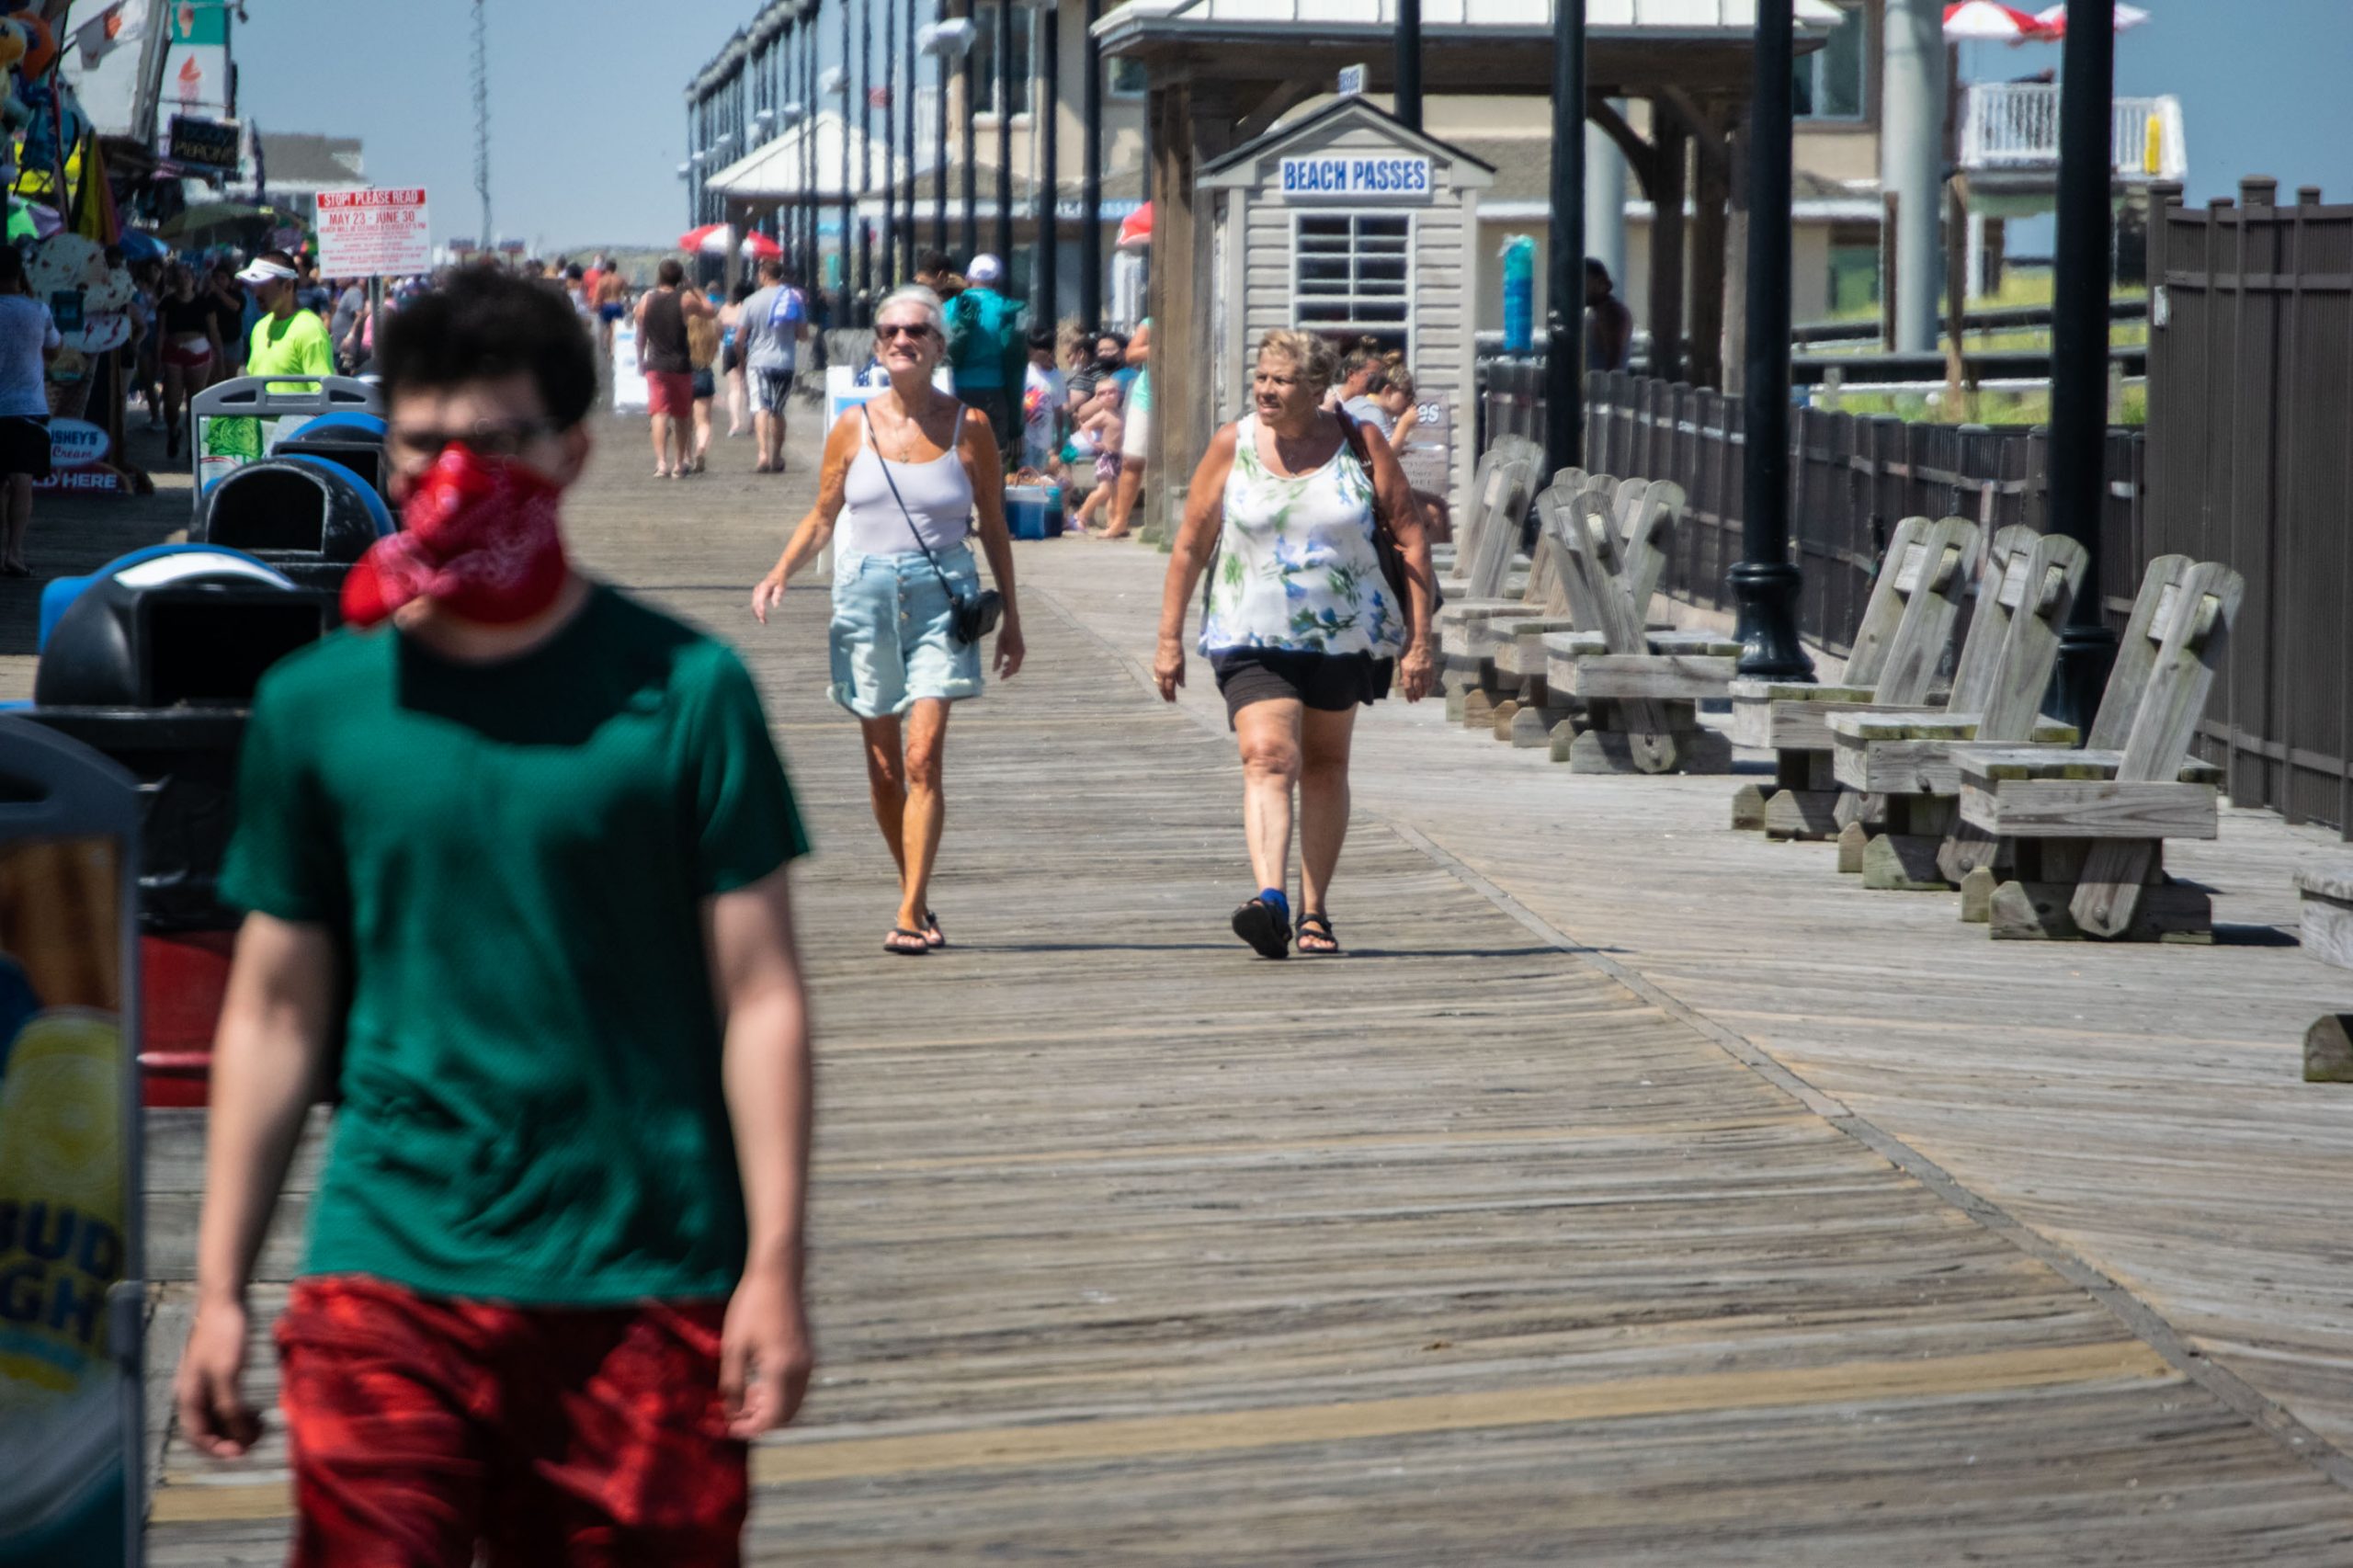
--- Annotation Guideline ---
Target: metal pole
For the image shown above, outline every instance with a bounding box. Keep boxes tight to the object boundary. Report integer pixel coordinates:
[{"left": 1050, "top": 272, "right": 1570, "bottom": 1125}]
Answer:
[
  {"left": 1729, "top": 0, "right": 1814, "bottom": 679},
  {"left": 961, "top": 20, "right": 979, "bottom": 260},
  {"left": 994, "top": 0, "right": 1015, "bottom": 267},
  {"left": 1079, "top": 0, "right": 1103, "bottom": 330},
  {"left": 858, "top": 0, "right": 873, "bottom": 314},
  {"left": 934, "top": 3, "right": 949, "bottom": 250},
  {"left": 841, "top": 0, "right": 855, "bottom": 303},
  {"left": 881, "top": 0, "right": 898, "bottom": 285},
  {"left": 1393, "top": 0, "right": 1422, "bottom": 131},
  {"left": 1880, "top": 0, "right": 1946, "bottom": 354},
  {"left": 1542, "top": 0, "right": 1584, "bottom": 475},
  {"left": 1037, "top": 1, "right": 1060, "bottom": 322},
  {"left": 903, "top": 0, "right": 918, "bottom": 278},
  {"left": 2046, "top": 0, "right": 2119, "bottom": 727}
]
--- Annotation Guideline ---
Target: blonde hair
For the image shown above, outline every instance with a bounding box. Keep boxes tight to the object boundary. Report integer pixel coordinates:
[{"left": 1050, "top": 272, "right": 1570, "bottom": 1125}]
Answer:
[
  {"left": 1380, "top": 357, "right": 1415, "bottom": 399},
  {"left": 874, "top": 284, "right": 946, "bottom": 335},
  {"left": 1256, "top": 328, "right": 1341, "bottom": 398}
]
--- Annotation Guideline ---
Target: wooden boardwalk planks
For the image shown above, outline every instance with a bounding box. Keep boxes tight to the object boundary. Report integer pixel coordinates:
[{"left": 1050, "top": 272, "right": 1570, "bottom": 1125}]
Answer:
[{"left": 142, "top": 418, "right": 2353, "bottom": 1562}]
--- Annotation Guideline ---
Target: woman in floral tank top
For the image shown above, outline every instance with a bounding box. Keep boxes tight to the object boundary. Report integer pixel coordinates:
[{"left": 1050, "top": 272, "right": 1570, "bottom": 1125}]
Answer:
[{"left": 1154, "top": 328, "right": 1437, "bottom": 960}]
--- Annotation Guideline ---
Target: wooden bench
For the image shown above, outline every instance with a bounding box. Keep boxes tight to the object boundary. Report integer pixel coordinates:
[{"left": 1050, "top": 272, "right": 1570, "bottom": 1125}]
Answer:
[
  {"left": 2295, "top": 857, "right": 2353, "bottom": 1082},
  {"left": 1535, "top": 485, "right": 1738, "bottom": 774},
  {"left": 1822, "top": 527, "right": 2087, "bottom": 889},
  {"left": 1437, "top": 449, "right": 1541, "bottom": 727},
  {"left": 1728, "top": 515, "right": 1981, "bottom": 838},
  {"left": 1954, "top": 558, "right": 2244, "bottom": 942},
  {"left": 1489, "top": 476, "right": 1687, "bottom": 748}
]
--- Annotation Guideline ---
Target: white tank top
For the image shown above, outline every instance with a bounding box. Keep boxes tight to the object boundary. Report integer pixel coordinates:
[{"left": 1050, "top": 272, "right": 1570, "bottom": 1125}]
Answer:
[{"left": 839, "top": 403, "right": 974, "bottom": 557}]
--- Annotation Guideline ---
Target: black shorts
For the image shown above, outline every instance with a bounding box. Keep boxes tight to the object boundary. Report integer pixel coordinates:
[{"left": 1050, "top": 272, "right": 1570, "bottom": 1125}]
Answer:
[
  {"left": 1211, "top": 648, "right": 1392, "bottom": 726},
  {"left": 0, "top": 415, "right": 51, "bottom": 479},
  {"left": 690, "top": 367, "right": 717, "bottom": 401},
  {"left": 722, "top": 342, "right": 743, "bottom": 374}
]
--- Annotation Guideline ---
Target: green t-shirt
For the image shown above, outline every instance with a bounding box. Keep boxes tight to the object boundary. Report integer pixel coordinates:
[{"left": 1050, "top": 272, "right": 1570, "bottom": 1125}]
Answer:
[
  {"left": 219, "top": 585, "right": 810, "bottom": 1306},
  {"left": 246, "top": 308, "right": 335, "bottom": 391}
]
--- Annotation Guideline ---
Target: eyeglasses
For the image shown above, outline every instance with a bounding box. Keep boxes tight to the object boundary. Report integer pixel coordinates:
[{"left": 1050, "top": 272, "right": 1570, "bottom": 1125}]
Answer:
[
  {"left": 876, "top": 323, "right": 936, "bottom": 342},
  {"left": 388, "top": 418, "right": 562, "bottom": 464}
]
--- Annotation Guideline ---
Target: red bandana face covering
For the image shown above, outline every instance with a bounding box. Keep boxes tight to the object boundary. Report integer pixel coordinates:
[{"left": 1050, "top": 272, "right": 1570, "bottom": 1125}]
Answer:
[{"left": 341, "top": 444, "right": 572, "bottom": 629}]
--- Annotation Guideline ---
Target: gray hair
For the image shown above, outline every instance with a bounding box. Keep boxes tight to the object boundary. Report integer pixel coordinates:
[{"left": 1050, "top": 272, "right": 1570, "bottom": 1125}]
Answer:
[{"left": 874, "top": 284, "right": 946, "bottom": 335}]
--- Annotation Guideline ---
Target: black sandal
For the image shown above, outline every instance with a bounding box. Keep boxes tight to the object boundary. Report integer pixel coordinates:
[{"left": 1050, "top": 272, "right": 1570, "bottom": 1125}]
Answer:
[
  {"left": 1231, "top": 898, "right": 1291, "bottom": 960},
  {"left": 883, "top": 927, "right": 930, "bottom": 956},
  {"left": 922, "top": 911, "right": 946, "bottom": 949},
  {"left": 1295, "top": 913, "right": 1340, "bottom": 955}
]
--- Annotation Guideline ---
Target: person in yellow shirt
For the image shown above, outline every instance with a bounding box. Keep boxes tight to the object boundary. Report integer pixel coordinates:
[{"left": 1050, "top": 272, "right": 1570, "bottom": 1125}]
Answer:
[{"left": 236, "top": 251, "right": 334, "bottom": 392}]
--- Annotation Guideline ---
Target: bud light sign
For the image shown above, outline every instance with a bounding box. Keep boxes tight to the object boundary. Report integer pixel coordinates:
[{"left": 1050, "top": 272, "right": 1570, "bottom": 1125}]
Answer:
[
  {"left": 1279, "top": 154, "right": 1432, "bottom": 202},
  {"left": 47, "top": 419, "right": 108, "bottom": 471}
]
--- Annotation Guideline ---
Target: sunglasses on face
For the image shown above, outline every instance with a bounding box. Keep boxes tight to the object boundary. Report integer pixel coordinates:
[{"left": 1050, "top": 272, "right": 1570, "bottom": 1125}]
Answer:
[
  {"left": 388, "top": 418, "right": 561, "bottom": 465},
  {"left": 876, "top": 323, "right": 936, "bottom": 342}
]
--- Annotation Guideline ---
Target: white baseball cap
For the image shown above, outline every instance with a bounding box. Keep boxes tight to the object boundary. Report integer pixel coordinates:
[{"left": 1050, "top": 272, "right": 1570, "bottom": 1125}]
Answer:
[
  {"left": 234, "top": 257, "right": 299, "bottom": 285},
  {"left": 965, "top": 254, "right": 1003, "bottom": 285}
]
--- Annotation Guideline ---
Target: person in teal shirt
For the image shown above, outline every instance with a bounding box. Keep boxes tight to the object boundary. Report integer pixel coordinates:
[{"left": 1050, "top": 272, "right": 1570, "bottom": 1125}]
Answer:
[
  {"left": 945, "top": 251, "right": 1023, "bottom": 460},
  {"left": 174, "top": 268, "right": 817, "bottom": 1564}
]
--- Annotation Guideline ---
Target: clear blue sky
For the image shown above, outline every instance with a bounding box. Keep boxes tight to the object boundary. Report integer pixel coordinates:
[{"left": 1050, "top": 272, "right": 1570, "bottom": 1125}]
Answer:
[{"left": 239, "top": 0, "right": 2353, "bottom": 253}]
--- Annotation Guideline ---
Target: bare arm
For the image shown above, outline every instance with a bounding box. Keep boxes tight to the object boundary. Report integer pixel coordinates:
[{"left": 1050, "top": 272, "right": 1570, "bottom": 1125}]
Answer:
[
  {"left": 751, "top": 414, "right": 861, "bottom": 620},
  {"left": 1152, "top": 422, "right": 1240, "bottom": 701},
  {"left": 175, "top": 914, "right": 341, "bottom": 1458},
  {"left": 1356, "top": 421, "right": 1438, "bottom": 700},
  {"left": 706, "top": 863, "right": 815, "bottom": 1437},
  {"left": 1126, "top": 320, "right": 1151, "bottom": 368},
  {"left": 960, "top": 404, "right": 1025, "bottom": 679}
]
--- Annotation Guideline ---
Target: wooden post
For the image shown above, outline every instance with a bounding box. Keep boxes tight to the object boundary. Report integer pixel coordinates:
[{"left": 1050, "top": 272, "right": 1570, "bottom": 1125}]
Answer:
[{"left": 1688, "top": 119, "right": 1730, "bottom": 392}]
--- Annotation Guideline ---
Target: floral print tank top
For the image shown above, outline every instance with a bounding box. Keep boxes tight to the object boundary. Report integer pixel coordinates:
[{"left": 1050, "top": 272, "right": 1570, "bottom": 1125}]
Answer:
[{"left": 1200, "top": 413, "right": 1404, "bottom": 658}]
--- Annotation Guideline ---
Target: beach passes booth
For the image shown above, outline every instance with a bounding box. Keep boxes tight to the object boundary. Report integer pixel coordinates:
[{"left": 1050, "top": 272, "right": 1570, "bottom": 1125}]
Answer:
[{"left": 1198, "top": 97, "right": 1491, "bottom": 519}]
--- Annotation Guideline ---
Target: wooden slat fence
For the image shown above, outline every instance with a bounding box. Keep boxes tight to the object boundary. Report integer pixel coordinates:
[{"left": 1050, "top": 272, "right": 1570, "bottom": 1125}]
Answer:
[{"left": 2143, "top": 179, "right": 2353, "bottom": 836}]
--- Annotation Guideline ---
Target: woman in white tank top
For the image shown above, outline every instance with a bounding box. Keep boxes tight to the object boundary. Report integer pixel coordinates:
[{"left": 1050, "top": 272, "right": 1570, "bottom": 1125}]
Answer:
[{"left": 751, "top": 285, "right": 1026, "bottom": 956}]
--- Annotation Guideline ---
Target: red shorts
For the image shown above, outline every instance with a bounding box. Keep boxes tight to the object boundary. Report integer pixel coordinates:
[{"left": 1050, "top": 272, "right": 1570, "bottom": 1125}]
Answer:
[
  {"left": 645, "top": 370, "right": 695, "bottom": 417},
  {"left": 276, "top": 1274, "right": 746, "bottom": 1568}
]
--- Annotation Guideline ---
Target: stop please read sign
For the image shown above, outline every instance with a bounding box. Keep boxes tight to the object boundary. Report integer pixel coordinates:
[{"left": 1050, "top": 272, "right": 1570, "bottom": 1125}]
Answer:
[{"left": 315, "top": 187, "right": 430, "bottom": 278}]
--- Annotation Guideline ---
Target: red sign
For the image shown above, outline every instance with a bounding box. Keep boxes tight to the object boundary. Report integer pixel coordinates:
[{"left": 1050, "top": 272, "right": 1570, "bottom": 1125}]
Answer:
[{"left": 315, "top": 187, "right": 431, "bottom": 278}]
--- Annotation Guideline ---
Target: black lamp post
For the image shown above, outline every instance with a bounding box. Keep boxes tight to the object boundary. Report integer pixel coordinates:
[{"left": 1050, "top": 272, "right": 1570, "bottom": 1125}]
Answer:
[
  {"left": 1542, "top": 0, "right": 1583, "bottom": 474},
  {"left": 932, "top": 6, "right": 949, "bottom": 250},
  {"left": 1729, "top": 0, "right": 1813, "bottom": 679},
  {"left": 881, "top": 0, "right": 897, "bottom": 285},
  {"left": 902, "top": 0, "right": 918, "bottom": 278},
  {"left": 961, "top": 7, "right": 978, "bottom": 261},
  {"left": 858, "top": 0, "right": 874, "bottom": 313},
  {"left": 839, "top": 0, "right": 854, "bottom": 308},
  {"left": 1037, "top": 1, "right": 1060, "bottom": 322},
  {"left": 2045, "top": 0, "right": 2119, "bottom": 727},
  {"left": 1394, "top": 0, "right": 1422, "bottom": 131},
  {"left": 994, "top": 0, "right": 1014, "bottom": 267},
  {"left": 1079, "top": 0, "right": 1102, "bottom": 331}
]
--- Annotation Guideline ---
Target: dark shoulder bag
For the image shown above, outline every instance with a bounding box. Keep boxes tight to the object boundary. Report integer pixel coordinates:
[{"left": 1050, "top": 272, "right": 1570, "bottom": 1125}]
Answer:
[
  {"left": 1335, "top": 410, "right": 1435, "bottom": 620},
  {"left": 860, "top": 402, "right": 1004, "bottom": 647}
]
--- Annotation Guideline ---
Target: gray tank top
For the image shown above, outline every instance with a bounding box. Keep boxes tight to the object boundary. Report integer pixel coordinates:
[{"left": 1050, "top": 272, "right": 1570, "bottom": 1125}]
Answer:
[{"left": 840, "top": 403, "right": 974, "bottom": 557}]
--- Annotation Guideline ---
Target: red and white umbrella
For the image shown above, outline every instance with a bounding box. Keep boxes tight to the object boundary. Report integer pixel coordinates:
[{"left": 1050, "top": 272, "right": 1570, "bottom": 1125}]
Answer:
[
  {"left": 2029, "top": 4, "right": 2151, "bottom": 38},
  {"left": 1942, "top": 3, "right": 2049, "bottom": 41},
  {"left": 677, "top": 222, "right": 784, "bottom": 260}
]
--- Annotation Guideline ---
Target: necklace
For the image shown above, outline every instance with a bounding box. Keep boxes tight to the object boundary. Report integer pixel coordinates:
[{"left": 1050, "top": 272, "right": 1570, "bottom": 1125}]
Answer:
[{"left": 885, "top": 392, "right": 934, "bottom": 462}]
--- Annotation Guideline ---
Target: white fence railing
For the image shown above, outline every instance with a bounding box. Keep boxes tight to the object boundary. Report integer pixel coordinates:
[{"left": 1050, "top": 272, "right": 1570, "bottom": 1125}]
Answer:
[{"left": 1957, "top": 83, "right": 2187, "bottom": 182}]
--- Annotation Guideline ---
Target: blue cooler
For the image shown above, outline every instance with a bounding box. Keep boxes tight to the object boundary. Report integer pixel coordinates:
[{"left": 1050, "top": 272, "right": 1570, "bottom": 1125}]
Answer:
[{"left": 1004, "top": 483, "right": 1064, "bottom": 541}]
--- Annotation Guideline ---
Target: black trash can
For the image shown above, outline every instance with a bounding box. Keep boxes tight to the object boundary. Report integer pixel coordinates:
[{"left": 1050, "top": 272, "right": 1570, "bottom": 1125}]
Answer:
[
  {"left": 272, "top": 411, "right": 392, "bottom": 501},
  {"left": 193, "top": 456, "right": 396, "bottom": 593},
  {"left": 27, "top": 546, "right": 334, "bottom": 932}
]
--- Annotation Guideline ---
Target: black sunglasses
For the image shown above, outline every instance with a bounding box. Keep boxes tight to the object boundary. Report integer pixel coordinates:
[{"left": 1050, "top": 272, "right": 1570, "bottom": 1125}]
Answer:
[
  {"left": 388, "top": 418, "right": 562, "bottom": 462},
  {"left": 876, "top": 323, "right": 936, "bottom": 341}
]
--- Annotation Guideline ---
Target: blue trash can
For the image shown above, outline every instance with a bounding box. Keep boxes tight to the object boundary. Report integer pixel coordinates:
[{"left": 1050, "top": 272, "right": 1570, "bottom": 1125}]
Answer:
[{"left": 194, "top": 456, "right": 395, "bottom": 593}]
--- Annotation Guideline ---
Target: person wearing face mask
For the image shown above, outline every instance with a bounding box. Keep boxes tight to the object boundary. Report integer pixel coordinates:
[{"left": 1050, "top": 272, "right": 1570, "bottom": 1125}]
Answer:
[
  {"left": 751, "top": 284, "right": 1026, "bottom": 956},
  {"left": 174, "top": 267, "right": 817, "bottom": 1567}
]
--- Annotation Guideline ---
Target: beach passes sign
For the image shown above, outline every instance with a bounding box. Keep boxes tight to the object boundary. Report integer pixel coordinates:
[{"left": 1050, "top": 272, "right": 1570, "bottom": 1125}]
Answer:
[{"left": 315, "top": 187, "right": 430, "bottom": 278}]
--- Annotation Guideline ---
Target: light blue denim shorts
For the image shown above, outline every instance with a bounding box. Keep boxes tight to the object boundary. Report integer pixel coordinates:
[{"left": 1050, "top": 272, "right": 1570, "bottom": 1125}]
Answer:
[{"left": 827, "top": 544, "right": 985, "bottom": 719}]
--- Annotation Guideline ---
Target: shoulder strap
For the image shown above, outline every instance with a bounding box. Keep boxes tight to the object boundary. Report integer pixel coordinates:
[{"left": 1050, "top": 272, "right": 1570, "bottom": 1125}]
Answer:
[{"left": 1335, "top": 411, "right": 1394, "bottom": 542}]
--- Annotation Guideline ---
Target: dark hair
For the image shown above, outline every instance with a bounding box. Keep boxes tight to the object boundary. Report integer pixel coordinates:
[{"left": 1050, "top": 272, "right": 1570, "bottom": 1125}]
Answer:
[
  {"left": 917, "top": 248, "right": 951, "bottom": 277},
  {"left": 1094, "top": 330, "right": 1126, "bottom": 352},
  {"left": 758, "top": 256, "right": 784, "bottom": 280},
  {"left": 731, "top": 279, "right": 756, "bottom": 303},
  {"left": 564, "top": 263, "right": 584, "bottom": 281},
  {"left": 0, "top": 248, "right": 22, "bottom": 289},
  {"left": 1027, "top": 325, "right": 1056, "bottom": 351},
  {"left": 656, "top": 258, "right": 686, "bottom": 287},
  {"left": 1586, "top": 256, "right": 1611, "bottom": 280},
  {"left": 376, "top": 266, "right": 597, "bottom": 430}
]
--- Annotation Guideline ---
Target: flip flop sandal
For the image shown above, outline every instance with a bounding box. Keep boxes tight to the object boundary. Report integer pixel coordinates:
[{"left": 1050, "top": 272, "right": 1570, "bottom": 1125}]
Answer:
[
  {"left": 1231, "top": 898, "right": 1291, "bottom": 960},
  {"left": 883, "top": 927, "right": 930, "bottom": 956},
  {"left": 922, "top": 912, "right": 947, "bottom": 949},
  {"left": 1295, "top": 913, "right": 1340, "bottom": 955}
]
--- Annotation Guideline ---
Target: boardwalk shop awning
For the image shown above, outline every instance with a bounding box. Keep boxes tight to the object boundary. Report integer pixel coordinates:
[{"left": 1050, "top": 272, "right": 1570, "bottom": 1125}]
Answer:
[
  {"left": 1095, "top": 0, "right": 1847, "bottom": 97},
  {"left": 704, "top": 110, "right": 907, "bottom": 203}
]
